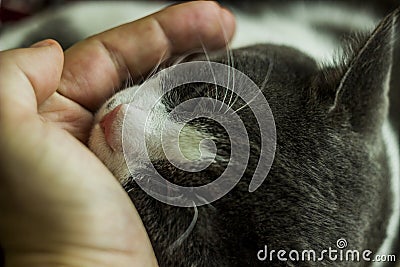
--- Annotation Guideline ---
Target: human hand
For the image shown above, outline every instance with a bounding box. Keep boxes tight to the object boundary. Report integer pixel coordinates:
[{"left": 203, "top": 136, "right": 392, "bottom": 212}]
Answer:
[{"left": 0, "top": 2, "right": 235, "bottom": 267}]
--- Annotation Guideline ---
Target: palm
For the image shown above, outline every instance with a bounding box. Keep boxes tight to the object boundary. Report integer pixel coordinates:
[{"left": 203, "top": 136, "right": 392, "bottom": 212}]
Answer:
[{"left": 39, "top": 91, "right": 94, "bottom": 143}]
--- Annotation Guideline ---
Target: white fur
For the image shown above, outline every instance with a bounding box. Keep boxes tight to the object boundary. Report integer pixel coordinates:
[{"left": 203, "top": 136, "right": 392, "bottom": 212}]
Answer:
[
  {"left": 89, "top": 77, "right": 167, "bottom": 184},
  {"left": 89, "top": 76, "right": 212, "bottom": 184},
  {"left": 373, "top": 121, "right": 400, "bottom": 266}
]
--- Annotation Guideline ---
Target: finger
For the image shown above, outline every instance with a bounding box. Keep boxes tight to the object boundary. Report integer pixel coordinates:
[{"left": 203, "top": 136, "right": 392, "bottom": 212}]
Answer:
[
  {"left": 38, "top": 92, "right": 94, "bottom": 143},
  {"left": 59, "top": 1, "right": 236, "bottom": 112},
  {"left": 0, "top": 40, "right": 64, "bottom": 119}
]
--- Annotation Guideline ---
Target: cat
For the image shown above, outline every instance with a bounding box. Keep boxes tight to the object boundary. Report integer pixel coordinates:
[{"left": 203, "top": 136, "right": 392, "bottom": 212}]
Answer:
[
  {"left": 1, "top": 1, "right": 399, "bottom": 266},
  {"left": 87, "top": 3, "right": 400, "bottom": 266}
]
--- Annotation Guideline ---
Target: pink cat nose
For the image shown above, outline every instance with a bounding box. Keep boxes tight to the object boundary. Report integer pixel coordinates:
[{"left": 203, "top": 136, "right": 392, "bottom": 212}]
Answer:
[
  {"left": 100, "top": 104, "right": 122, "bottom": 131},
  {"left": 100, "top": 104, "right": 125, "bottom": 151}
]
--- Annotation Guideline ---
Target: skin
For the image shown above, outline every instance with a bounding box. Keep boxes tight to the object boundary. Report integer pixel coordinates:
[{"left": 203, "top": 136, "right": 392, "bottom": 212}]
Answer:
[{"left": 0, "top": 2, "right": 235, "bottom": 267}]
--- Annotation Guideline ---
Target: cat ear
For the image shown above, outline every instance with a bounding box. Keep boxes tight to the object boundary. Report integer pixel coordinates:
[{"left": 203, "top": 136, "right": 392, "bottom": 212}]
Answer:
[{"left": 316, "top": 8, "right": 398, "bottom": 135}]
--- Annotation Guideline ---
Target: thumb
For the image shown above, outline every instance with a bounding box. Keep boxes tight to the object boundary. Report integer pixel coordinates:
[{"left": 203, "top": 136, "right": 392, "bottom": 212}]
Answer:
[{"left": 0, "top": 39, "right": 64, "bottom": 120}]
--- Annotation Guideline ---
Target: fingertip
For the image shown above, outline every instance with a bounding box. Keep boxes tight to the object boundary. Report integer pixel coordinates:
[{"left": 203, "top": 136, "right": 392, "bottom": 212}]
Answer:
[
  {"left": 186, "top": 1, "right": 236, "bottom": 48},
  {"left": 194, "top": 1, "right": 237, "bottom": 45},
  {"left": 20, "top": 39, "right": 64, "bottom": 105},
  {"left": 157, "top": 1, "right": 236, "bottom": 52},
  {"left": 30, "top": 39, "right": 64, "bottom": 61},
  {"left": 30, "top": 39, "right": 58, "bottom": 48}
]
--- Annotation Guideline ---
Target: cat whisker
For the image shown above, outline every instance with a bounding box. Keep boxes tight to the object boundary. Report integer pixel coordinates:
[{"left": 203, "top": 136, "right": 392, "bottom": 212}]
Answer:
[
  {"left": 224, "top": 49, "right": 235, "bottom": 113},
  {"left": 194, "top": 193, "right": 216, "bottom": 210},
  {"left": 127, "top": 173, "right": 186, "bottom": 197},
  {"left": 131, "top": 48, "right": 167, "bottom": 85},
  {"left": 219, "top": 81, "right": 230, "bottom": 113},
  {"left": 132, "top": 65, "right": 146, "bottom": 84},
  {"left": 199, "top": 40, "right": 219, "bottom": 112},
  {"left": 230, "top": 58, "right": 274, "bottom": 115},
  {"left": 216, "top": 16, "right": 235, "bottom": 113},
  {"left": 122, "top": 71, "right": 134, "bottom": 90},
  {"left": 223, "top": 47, "right": 238, "bottom": 114},
  {"left": 146, "top": 49, "right": 168, "bottom": 82},
  {"left": 225, "top": 92, "right": 239, "bottom": 114},
  {"left": 169, "top": 48, "right": 203, "bottom": 66},
  {"left": 223, "top": 72, "right": 238, "bottom": 114},
  {"left": 260, "top": 58, "right": 274, "bottom": 92},
  {"left": 230, "top": 90, "right": 261, "bottom": 115},
  {"left": 168, "top": 201, "right": 198, "bottom": 254},
  {"left": 218, "top": 56, "right": 231, "bottom": 113},
  {"left": 125, "top": 186, "right": 135, "bottom": 194}
]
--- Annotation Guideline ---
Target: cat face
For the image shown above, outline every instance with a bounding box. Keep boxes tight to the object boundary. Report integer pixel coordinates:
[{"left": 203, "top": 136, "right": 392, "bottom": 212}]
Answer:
[
  {"left": 89, "top": 30, "right": 390, "bottom": 191},
  {"left": 88, "top": 44, "right": 317, "bottom": 189}
]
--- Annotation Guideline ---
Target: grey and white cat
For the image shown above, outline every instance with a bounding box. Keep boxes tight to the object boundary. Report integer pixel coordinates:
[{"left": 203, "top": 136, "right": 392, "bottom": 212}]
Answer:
[{"left": 1, "top": 1, "right": 399, "bottom": 266}]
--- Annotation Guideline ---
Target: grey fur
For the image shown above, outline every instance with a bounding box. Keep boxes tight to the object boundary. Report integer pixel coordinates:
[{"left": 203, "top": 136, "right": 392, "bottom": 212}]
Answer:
[{"left": 118, "top": 8, "right": 400, "bottom": 266}]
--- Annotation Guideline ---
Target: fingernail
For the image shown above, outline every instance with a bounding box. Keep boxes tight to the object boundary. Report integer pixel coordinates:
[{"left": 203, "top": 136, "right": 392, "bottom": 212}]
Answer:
[{"left": 30, "top": 39, "right": 54, "bottom": 48}]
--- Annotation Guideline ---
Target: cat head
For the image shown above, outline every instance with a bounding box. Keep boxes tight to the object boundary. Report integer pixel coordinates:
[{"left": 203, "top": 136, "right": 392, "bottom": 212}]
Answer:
[
  {"left": 88, "top": 8, "right": 398, "bottom": 240},
  {"left": 90, "top": 7, "right": 396, "bottom": 184}
]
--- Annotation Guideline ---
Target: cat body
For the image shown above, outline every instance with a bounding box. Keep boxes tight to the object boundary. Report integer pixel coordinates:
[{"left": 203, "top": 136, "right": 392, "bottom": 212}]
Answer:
[{"left": 1, "top": 1, "right": 399, "bottom": 266}]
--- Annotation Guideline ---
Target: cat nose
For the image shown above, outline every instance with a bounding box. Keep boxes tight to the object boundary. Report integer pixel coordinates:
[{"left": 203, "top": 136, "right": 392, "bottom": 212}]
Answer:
[
  {"left": 100, "top": 104, "right": 122, "bottom": 131},
  {"left": 100, "top": 104, "right": 126, "bottom": 151}
]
